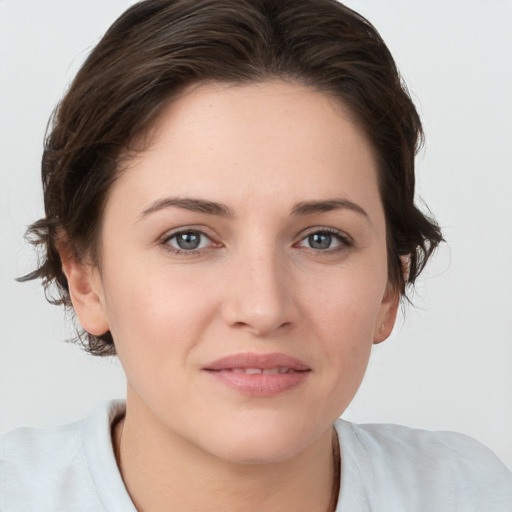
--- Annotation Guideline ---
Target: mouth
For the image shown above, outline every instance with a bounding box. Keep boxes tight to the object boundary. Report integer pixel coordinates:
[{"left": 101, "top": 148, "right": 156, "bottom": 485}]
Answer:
[
  {"left": 203, "top": 352, "right": 311, "bottom": 396},
  {"left": 204, "top": 352, "right": 310, "bottom": 371},
  {"left": 220, "top": 367, "right": 304, "bottom": 374}
]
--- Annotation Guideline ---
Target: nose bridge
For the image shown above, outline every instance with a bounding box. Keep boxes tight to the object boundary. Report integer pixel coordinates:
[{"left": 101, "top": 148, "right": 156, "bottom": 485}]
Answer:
[{"left": 222, "top": 236, "right": 295, "bottom": 335}]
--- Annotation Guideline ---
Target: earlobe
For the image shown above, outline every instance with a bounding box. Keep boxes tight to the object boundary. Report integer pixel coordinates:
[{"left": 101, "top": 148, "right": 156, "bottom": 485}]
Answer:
[
  {"left": 373, "top": 285, "right": 400, "bottom": 344},
  {"left": 59, "top": 247, "right": 109, "bottom": 336}
]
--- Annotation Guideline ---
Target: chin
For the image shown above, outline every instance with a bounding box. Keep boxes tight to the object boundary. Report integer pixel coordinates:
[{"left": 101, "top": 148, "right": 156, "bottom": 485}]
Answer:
[
  {"left": 196, "top": 413, "right": 327, "bottom": 465},
  {"left": 211, "top": 437, "right": 305, "bottom": 466}
]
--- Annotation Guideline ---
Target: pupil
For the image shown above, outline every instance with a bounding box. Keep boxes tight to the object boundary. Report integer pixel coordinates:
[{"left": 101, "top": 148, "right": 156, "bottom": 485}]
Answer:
[
  {"left": 309, "top": 233, "right": 331, "bottom": 249},
  {"left": 177, "top": 232, "right": 200, "bottom": 250}
]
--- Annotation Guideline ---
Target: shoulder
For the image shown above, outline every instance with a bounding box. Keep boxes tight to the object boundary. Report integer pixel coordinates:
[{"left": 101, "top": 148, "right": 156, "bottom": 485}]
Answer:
[
  {"left": 1, "top": 417, "right": 97, "bottom": 511},
  {"left": 0, "top": 400, "right": 129, "bottom": 512},
  {"left": 339, "top": 419, "right": 510, "bottom": 470},
  {"left": 335, "top": 419, "right": 512, "bottom": 511},
  {"left": 1, "top": 416, "right": 83, "bottom": 467}
]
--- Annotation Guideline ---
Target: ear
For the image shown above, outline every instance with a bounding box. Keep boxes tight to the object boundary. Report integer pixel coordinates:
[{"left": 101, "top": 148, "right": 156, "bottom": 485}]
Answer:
[
  {"left": 372, "top": 283, "right": 400, "bottom": 344},
  {"left": 59, "top": 246, "right": 109, "bottom": 336},
  {"left": 373, "top": 255, "right": 410, "bottom": 344}
]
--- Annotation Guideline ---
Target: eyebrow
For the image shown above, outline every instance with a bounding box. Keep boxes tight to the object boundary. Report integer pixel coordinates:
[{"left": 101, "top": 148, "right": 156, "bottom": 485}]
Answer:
[
  {"left": 138, "top": 196, "right": 368, "bottom": 220},
  {"left": 139, "top": 197, "right": 233, "bottom": 219},
  {"left": 291, "top": 198, "right": 368, "bottom": 218}
]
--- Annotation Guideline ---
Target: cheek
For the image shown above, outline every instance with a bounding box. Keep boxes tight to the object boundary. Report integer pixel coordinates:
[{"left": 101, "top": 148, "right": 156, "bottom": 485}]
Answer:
[
  {"left": 296, "top": 295, "right": 376, "bottom": 424},
  {"left": 315, "top": 296, "right": 375, "bottom": 377},
  {"left": 303, "top": 263, "right": 386, "bottom": 339},
  {"left": 299, "top": 265, "right": 386, "bottom": 390},
  {"left": 101, "top": 263, "right": 220, "bottom": 369}
]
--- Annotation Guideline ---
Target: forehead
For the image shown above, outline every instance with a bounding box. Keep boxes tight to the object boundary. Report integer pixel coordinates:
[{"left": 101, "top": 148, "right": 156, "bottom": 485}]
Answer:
[{"left": 110, "top": 80, "right": 383, "bottom": 222}]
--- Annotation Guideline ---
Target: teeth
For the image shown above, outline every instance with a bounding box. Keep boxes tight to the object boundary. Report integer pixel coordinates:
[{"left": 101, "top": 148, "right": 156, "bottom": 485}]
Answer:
[
  {"left": 245, "top": 368, "right": 262, "bottom": 374},
  {"left": 228, "top": 367, "right": 294, "bottom": 374}
]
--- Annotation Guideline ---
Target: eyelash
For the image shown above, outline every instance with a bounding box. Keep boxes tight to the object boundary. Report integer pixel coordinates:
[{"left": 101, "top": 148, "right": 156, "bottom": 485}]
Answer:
[
  {"left": 161, "top": 227, "right": 353, "bottom": 256},
  {"left": 296, "top": 227, "right": 353, "bottom": 254},
  {"left": 162, "top": 229, "right": 218, "bottom": 255}
]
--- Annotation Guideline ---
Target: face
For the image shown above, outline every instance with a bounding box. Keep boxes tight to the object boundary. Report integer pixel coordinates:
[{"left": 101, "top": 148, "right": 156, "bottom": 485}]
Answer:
[{"left": 67, "top": 81, "right": 398, "bottom": 464}]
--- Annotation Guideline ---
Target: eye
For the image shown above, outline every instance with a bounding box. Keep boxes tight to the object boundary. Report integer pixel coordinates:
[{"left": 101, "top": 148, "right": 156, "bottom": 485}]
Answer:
[
  {"left": 297, "top": 229, "right": 350, "bottom": 251},
  {"left": 165, "top": 230, "right": 213, "bottom": 252}
]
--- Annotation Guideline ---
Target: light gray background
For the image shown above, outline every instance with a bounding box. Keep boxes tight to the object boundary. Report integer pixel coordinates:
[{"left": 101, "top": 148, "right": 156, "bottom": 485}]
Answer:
[{"left": 1, "top": 1, "right": 511, "bottom": 468}]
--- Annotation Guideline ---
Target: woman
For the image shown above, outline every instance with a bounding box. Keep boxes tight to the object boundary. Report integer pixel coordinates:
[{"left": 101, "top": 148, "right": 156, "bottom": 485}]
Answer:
[{"left": 1, "top": 0, "right": 511, "bottom": 510}]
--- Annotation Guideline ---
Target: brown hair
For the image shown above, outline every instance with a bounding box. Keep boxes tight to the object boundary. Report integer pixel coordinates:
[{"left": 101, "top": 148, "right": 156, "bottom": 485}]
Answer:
[{"left": 21, "top": 0, "right": 443, "bottom": 355}]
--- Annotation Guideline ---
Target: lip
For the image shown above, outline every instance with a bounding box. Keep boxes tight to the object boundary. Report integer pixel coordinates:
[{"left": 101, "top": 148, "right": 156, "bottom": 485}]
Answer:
[{"left": 203, "top": 352, "right": 311, "bottom": 397}]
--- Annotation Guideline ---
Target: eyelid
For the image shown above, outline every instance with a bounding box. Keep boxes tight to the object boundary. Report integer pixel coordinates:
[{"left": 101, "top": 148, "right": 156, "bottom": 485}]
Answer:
[
  {"left": 298, "top": 226, "right": 353, "bottom": 242},
  {"left": 161, "top": 226, "right": 221, "bottom": 254},
  {"left": 158, "top": 225, "right": 353, "bottom": 255},
  {"left": 295, "top": 226, "right": 354, "bottom": 251}
]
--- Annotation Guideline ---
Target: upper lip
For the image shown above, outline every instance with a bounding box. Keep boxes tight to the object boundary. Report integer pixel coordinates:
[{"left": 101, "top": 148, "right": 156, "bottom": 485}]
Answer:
[{"left": 204, "top": 352, "right": 311, "bottom": 371}]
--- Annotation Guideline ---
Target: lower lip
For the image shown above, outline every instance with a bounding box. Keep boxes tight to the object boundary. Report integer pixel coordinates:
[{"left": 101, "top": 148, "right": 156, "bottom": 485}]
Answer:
[{"left": 205, "top": 370, "right": 310, "bottom": 397}]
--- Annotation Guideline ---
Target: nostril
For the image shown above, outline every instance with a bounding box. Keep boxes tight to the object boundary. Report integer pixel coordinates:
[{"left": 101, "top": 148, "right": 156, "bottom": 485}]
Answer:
[{"left": 227, "top": 318, "right": 293, "bottom": 336}]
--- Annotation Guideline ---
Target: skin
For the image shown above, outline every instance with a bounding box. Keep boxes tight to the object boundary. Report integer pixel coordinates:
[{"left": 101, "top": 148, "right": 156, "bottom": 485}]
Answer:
[{"left": 62, "top": 80, "right": 398, "bottom": 512}]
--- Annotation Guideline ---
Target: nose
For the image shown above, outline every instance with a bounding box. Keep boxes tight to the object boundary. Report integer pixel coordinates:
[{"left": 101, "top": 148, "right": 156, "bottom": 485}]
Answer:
[{"left": 221, "top": 247, "right": 298, "bottom": 337}]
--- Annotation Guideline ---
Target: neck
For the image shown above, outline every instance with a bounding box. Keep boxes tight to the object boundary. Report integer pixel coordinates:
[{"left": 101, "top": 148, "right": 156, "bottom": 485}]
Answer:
[{"left": 113, "top": 395, "right": 340, "bottom": 512}]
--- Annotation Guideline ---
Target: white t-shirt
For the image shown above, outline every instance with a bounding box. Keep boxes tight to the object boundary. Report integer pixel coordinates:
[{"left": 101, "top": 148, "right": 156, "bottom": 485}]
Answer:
[{"left": 1, "top": 400, "right": 511, "bottom": 511}]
